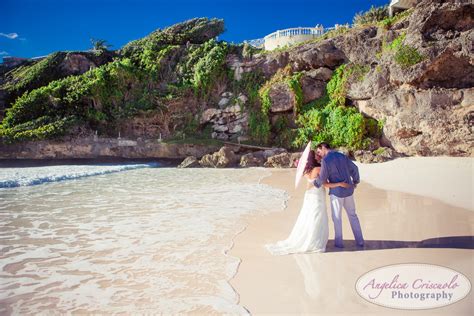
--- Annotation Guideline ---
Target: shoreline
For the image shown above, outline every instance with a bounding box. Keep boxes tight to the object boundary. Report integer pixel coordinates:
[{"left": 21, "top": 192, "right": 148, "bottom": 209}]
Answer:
[
  {"left": 229, "top": 157, "right": 473, "bottom": 315},
  {"left": 222, "top": 169, "right": 287, "bottom": 315}
]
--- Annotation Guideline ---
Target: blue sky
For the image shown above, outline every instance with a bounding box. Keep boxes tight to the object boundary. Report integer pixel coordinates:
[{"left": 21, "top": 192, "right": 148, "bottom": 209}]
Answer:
[{"left": 1, "top": 0, "right": 388, "bottom": 60}]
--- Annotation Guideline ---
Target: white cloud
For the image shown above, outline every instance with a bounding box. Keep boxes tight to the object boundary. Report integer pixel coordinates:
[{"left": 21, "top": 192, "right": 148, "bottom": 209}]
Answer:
[
  {"left": 0, "top": 32, "right": 19, "bottom": 39},
  {"left": 0, "top": 51, "right": 9, "bottom": 55}
]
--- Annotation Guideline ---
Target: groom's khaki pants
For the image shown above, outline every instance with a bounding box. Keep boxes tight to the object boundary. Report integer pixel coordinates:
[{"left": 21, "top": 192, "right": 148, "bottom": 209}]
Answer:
[{"left": 329, "top": 194, "right": 364, "bottom": 247}]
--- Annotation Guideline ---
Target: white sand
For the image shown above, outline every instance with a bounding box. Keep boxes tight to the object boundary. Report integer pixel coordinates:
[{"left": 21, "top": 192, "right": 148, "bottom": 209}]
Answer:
[
  {"left": 229, "top": 157, "right": 474, "bottom": 315},
  {"left": 356, "top": 157, "right": 473, "bottom": 210}
]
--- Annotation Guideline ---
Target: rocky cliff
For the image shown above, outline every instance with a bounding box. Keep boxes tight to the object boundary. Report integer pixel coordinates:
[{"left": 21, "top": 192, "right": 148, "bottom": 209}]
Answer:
[
  {"left": 226, "top": 0, "right": 473, "bottom": 157},
  {"left": 0, "top": 1, "right": 472, "bottom": 161}
]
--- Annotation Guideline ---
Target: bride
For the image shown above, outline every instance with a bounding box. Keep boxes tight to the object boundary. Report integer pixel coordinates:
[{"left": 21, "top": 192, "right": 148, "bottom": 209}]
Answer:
[{"left": 265, "top": 150, "right": 350, "bottom": 255}]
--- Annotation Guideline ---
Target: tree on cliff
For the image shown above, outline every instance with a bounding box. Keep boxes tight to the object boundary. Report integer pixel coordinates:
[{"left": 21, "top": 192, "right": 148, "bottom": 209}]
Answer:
[{"left": 90, "top": 38, "right": 112, "bottom": 54}]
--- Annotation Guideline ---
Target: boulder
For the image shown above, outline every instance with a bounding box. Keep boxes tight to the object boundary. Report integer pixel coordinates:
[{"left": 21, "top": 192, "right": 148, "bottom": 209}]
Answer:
[
  {"left": 262, "top": 148, "right": 287, "bottom": 159},
  {"left": 305, "top": 67, "right": 334, "bottom": 81},
  {"left": 300, "top": 72, "right": 327, "bottom": 104},
  {"left": 268, "top": 82, "right": 295, "bottom": 113},
  {"left": 239, "top": 153, "right": 265, "bottom": 167},
  {"left": 218, "top": 97, "right": 230, "bottom": 108},
  {"left": 60, "top": 53, "right": 96, "bottom": 75},
  {"left": 178, "top": 156, "right": 200, "bottom": 168},
  {"left": 199, "top": 146, "right": 238, "bottom": 168},
  {"left": 264, "top": 152, "right": 296, "bottom": 168},
  {"left": 289, "top": 41, "right": 347, "bottom": 71},
  {"left": 221, "top": 91, "right": 234, "bottom": 98},
  {"left": 200, "top": 108, "right": 219, "bottom": 124},
  {"left": 353, "top": 147, "right": 399, "bottom": 164},
  {"left": 237, "top": 93, "right": 248, "bottom": 105}
]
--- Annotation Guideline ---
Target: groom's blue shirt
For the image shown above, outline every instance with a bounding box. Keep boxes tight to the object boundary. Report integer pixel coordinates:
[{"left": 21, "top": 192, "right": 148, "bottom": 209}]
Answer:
[{"left": 313, "top": 150, "right": 360, "bottom": 198}]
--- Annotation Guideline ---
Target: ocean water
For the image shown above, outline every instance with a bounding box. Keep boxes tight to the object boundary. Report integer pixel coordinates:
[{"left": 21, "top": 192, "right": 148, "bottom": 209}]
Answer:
[{"left": 0, "top": 164, "right": 287, "bottom": 314}]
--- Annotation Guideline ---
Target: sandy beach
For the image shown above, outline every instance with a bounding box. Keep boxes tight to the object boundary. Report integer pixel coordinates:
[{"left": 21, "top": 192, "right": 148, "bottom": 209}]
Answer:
[{"left": 229, "top": 157, "right": 473, "bottom": 315}]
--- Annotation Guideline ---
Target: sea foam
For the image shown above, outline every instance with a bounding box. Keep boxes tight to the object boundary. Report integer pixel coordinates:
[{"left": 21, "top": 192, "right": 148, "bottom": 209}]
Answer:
[
  {"left": 0, "top": 167, "right": 287, "bottom": 314},
  {"left": 0, "top": 163, "right": 159, "bottom": 188}
]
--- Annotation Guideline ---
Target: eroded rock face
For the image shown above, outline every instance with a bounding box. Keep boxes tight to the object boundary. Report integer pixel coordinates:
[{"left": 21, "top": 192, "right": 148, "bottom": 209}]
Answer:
[
  {"left": 60, "top": 53, "right": 96, "bottom": 75},
  {"left": 0, "top": 137, "right": 219, "bottom": 159},
  {"left": 356, "top": 87, "right": 473, "bottom": 156},
  {"left": 300, "top": 68, "right": 333, "bottom": 103},
  {"left": 268, "top": 83, "right": 295, "bottom": 113},
  {"left": 289, "top": 41, "right": 347, "bottom": 71}
]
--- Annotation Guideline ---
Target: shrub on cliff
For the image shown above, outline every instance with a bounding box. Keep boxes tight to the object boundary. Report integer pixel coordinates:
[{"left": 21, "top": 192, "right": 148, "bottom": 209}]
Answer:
[
  {"left": 353, "top": 5, "right": 389, "bottom": 26},
  {"left": 120, "top": 18, "right": 224, "bottom": 58},
  {"left": 294, "top": 64, "right": 381, "bottom": 150},
  {"left": 192, "top": 41, "right": 228, "bottom": 96},
  {"left": 1, "top": 58, "right": 151, "bottom": 142},
  {"left": 379, "top": 33, "right": 425, "bottom": 68}
]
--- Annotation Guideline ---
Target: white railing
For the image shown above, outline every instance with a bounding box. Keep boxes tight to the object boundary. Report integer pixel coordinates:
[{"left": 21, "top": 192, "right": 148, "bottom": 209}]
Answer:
[
  {"left": 263, "top": 26, "right": 325, "bottom": 40},
  {"left": 243, "top": 24, "right": 353, "bottom": 49}
]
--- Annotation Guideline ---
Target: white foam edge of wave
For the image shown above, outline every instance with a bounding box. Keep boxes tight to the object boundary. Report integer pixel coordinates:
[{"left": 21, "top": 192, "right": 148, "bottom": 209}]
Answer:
[{"left": 0, "top": 162, "right": 161, "bottom": 188}]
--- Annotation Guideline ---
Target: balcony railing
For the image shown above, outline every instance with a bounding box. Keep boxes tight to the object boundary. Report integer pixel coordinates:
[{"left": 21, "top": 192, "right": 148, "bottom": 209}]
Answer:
[{"left": 263, "top": 26, "right": 325, "bottom": 40}]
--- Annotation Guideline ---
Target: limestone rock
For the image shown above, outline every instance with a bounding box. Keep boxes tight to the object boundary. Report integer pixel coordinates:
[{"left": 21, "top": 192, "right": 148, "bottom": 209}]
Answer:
[
  {"left": 200, "top": 108, "right": 219, "bottom": 124},
  {"left": 239, "top": 153, "right": 265, "bottom": 167},
  {"left": 178, "top": 156, "right": 201, "bottom": 168},
  {"left": 268, "top": 82, "right": 295, "bottom": 113},
  {"left": 353, "top": 147, "right": 399, "bottom": 163},
  {"left": 300, "top": 71, "right": 328, "bottom": 104},
  {"left": 199, "top": 146, "right": 238, "bottom": 168},
  {"left": 60, "top": 53, "right": 96, "bottom": 75},
  {"left": 237, "top": 93, "right": 248, "bottom": 105},
  {"left": 355, "top": 87, "right": 474, "bottom": 156},
  {"left": 218, "top": 97, "right": 230, "bottom": 108},
  {"left": 264, "top": 152, "right": 295, "bottom": 168},
  {"left": 262, "top": 148, "right": 287, "bottom": 159}
]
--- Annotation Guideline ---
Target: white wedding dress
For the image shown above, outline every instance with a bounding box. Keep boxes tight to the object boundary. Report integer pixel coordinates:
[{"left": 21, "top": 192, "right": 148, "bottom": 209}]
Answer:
[{"left": 265, "top": 184, "right": 329, "bottom": 255}]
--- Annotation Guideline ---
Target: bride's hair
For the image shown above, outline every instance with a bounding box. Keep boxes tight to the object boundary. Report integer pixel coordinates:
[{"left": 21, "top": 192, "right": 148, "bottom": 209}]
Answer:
[{"left": 304, "top": 150, "right": 321, "bottom": 175}]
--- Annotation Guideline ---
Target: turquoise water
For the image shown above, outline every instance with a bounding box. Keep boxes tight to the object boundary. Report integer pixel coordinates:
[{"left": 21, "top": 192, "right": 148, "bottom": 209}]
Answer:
[{"left": 0, "top": 165, "right": 287, "bottom": 314}]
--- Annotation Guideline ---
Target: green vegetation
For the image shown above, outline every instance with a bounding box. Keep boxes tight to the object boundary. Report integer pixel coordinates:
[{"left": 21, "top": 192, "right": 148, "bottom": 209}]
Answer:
[
  {"left": 231, "top": 71, "right": 265, "bottom": 107},
  {"left": 90, "top": 38, "right": 112, "bottom": 55},
  {"left": 394, "top": 44, "right": 425, "bottom": 68},
  {"left": 2, "top": 53, "right": 65, "bottom": 102},
  {"left": 379, "top": 33, "right": 425, "bottom": 68},
  {"left": 252, "top": 66, "right": 304, "bottom": 146},
  {"left": 0, "top": 16, "right": 384, "bottom": 152},
  {"left": 192, "top": 41, "right": 228, "bottom": 96},
  {"left": 258, "top": 66, "right": 302, "bottom": 115},
  {"left": 378, "top": 9, "right": 413, "bottom": 29},
  {"left": 293, "top": 63, "right": 380, "bottom": 150},
  {"left": 1, "top": 58, "right": 150, "bottom": 143},
  {"left": 373, "top": 147, "right": 386, "bottom": 155},
  {"left": 248, "top": 109, "right": 271, "bottom": 145},
  {"left": 120, "top": 18, "right": 225, "bottom": 58},
  {"left": 353, "top": 5, "right": 412, "bottom": 29},
  {"left": 286, "top": 72, "right": 303, "bottom": 115},
  {"left": 353, "top": 5, "right": 389, "bottom": 26},
  {"left": 1, "top": 18, "right": 230, "bottom": 144}
]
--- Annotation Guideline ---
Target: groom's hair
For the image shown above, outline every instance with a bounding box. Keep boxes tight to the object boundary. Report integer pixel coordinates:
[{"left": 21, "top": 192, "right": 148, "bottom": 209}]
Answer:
[{"left": 316, "top": 142, "right": 331, "bottom": 150}]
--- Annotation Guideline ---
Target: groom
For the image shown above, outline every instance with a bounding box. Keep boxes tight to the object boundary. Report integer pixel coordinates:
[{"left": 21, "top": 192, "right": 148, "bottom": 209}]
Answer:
[{"left": 312, "top": 142, "right": 364, "bottom": 248}]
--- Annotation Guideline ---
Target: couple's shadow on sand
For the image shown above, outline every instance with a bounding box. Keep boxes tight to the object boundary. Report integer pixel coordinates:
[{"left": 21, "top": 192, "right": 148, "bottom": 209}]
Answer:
[{"left": 325, "top": 236, "right": 474, "bottom": 252}]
